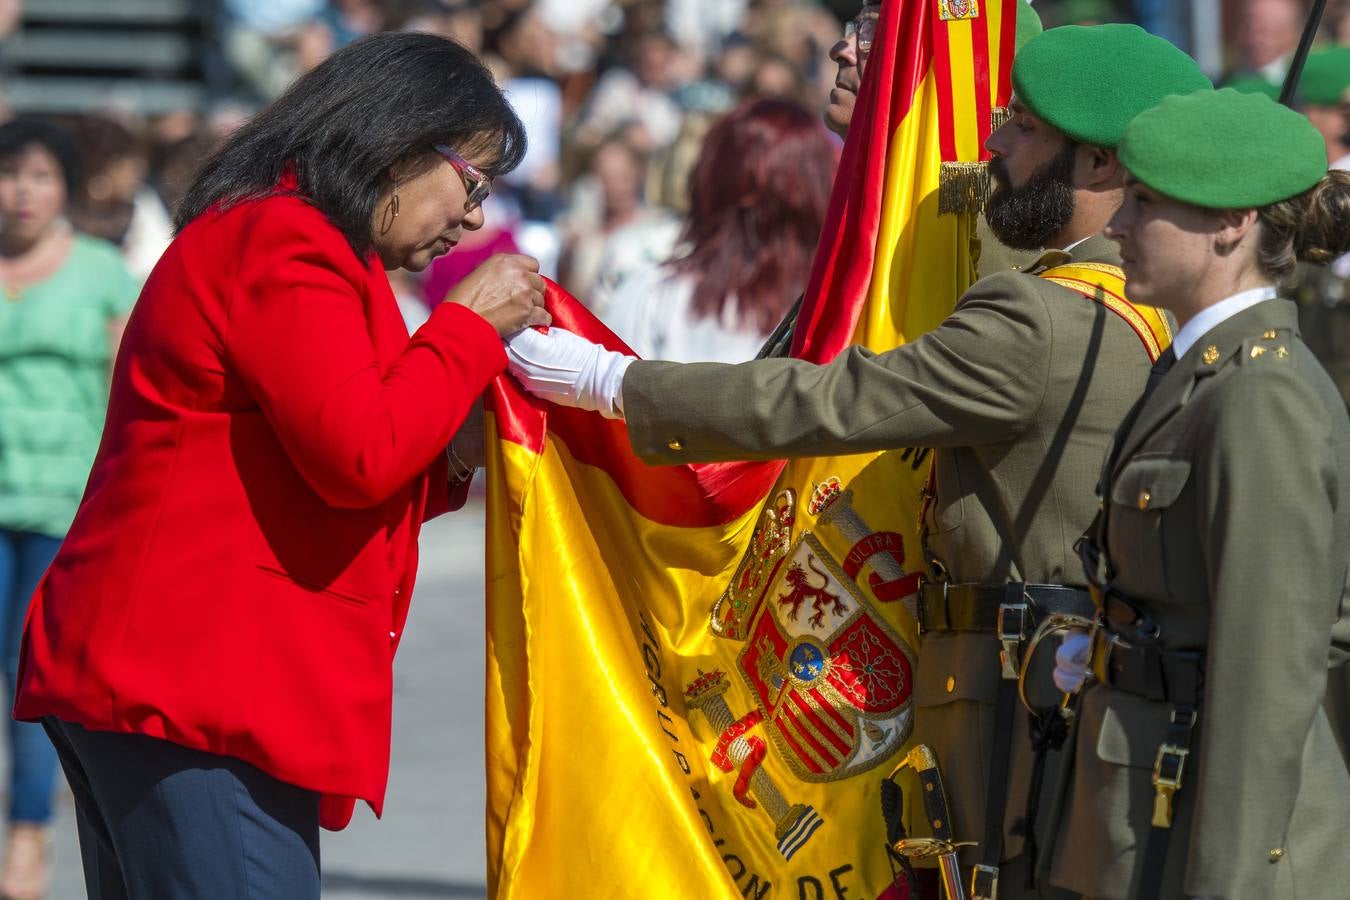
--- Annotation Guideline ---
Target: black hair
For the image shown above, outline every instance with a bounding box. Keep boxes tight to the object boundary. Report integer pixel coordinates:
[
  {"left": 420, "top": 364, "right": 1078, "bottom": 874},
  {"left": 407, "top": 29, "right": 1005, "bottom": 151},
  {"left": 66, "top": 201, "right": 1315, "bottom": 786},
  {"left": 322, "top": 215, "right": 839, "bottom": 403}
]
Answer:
[
  {"left": 175, "top": 31, "right": 526, "bottom": 257},
  {"left": 0, "top": 117, "right": 82, "bottom": 195}
]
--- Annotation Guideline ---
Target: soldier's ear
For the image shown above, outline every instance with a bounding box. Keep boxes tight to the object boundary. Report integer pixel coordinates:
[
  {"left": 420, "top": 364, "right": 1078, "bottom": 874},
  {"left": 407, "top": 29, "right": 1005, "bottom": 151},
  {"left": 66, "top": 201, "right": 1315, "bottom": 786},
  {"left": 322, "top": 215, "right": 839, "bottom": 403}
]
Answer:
[
  {"left": 1213, "top": 207, "right": 1259, "bottom": 257},
  {"left": 1081, "top": 145, "right": 1120, "bottom": 189}
]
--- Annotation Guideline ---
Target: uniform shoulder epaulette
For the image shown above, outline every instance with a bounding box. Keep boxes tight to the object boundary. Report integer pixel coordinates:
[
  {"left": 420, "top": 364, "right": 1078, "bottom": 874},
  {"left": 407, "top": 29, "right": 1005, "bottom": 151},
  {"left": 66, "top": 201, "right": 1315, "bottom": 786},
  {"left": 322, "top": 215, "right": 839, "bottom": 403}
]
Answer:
[
  {"left": 1019, "top": 249, "right": 1071, "bottom": 276},
  {"left": 1238, "top": 328, "right": 1293, "bottom": 366}
]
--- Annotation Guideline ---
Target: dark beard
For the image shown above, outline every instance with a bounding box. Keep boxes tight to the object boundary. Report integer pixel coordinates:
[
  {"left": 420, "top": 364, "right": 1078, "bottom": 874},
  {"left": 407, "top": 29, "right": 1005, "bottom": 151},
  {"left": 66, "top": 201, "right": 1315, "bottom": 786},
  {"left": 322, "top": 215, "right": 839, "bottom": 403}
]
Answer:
[{"left": 985, "top": 143, "right": 1077, "bottom": 251}]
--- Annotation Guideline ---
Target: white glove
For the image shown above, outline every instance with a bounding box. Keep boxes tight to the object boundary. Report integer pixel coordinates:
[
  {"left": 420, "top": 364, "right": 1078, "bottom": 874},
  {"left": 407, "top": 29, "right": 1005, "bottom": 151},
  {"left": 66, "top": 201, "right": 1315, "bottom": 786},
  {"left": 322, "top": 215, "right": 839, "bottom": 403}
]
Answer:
[
  {"left": 1052, "top": 631, "right": 1092, "bottom": 694},
  {"left": 505, "top": 327, "right": 635, "bottom": 420}
]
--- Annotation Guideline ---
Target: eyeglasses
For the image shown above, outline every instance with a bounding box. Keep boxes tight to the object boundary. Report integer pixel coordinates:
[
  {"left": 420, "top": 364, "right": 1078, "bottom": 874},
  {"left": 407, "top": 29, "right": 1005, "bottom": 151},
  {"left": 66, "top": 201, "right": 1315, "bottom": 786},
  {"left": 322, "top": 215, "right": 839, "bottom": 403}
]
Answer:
[
  {"left": 844, "top": 9, "right": 880, "bottom": 54},
  {"left": 433, "top": 144, "right": 491, "bottom": 211}
]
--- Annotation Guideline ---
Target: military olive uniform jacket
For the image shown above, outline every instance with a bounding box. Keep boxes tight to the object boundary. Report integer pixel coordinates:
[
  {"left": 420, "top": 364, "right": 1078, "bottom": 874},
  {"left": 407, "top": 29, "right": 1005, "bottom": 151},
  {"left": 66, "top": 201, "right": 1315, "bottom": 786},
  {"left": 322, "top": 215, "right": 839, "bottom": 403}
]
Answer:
[
  {"left": 1049, "top": 300, "right": 1350, "bottom": 900},
  {"left": 623, "top": 234, "right": 1155, "bottom": 874}
]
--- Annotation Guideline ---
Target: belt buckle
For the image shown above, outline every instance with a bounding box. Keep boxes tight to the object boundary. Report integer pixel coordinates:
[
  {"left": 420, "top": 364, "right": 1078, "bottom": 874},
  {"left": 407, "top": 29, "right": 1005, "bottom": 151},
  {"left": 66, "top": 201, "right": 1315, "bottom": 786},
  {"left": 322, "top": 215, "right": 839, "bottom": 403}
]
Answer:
[
  {"left": 971, "top": 863, "right": 999, "bottom": 900},
  {"left": 1151, "top": 739, "right": 1191, "bottom": 828},
  {"left": 916, "top": 579, "right": 952, "bottom": 636},
  {"left": 997, "top": 600, "right": 1028, "bottom": 680}
]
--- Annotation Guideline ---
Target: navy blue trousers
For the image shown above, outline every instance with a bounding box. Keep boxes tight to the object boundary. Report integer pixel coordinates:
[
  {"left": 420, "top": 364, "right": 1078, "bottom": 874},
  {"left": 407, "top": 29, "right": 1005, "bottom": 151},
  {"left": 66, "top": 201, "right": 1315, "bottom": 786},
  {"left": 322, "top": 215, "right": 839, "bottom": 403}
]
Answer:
[{"left": 43, "top": 718, "right": 321, "bottom": 900}]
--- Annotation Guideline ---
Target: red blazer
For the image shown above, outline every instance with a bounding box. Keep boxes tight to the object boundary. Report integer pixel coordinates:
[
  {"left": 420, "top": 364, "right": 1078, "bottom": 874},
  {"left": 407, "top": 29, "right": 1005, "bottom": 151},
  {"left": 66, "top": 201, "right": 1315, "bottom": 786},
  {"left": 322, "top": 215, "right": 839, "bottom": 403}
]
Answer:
[{"left": 14, "top": 186, "right": 505, "bottom": 829}]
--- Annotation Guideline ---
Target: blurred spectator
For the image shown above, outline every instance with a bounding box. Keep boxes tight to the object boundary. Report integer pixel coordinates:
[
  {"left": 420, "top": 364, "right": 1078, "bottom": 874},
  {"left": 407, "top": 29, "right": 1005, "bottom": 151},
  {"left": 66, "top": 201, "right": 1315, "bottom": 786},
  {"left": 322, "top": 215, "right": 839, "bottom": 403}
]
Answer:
[
  {"left": 1047, "top": 0, "right": 1122, "bottom": 26},
  {"left": 222, "top": 0, "right": 327, "bottom": 101},
  {"left": 0, "top": 0, "right": 19, "bottom": 42},
  {"left": 559, "top": 131, "right": 672, "bottom": 301},
  {"left": 1230, "top": 0, "right": 1305, "bottom": 84},
  {"left": 666, "top": 0, "right": 749, "bottom": 66},
  {"left": 752, "top": 51, "right": 810, "bottom": 100},
  {"left": 0, "top": 117, "right": 138, "bottom": 900},
  {"left": 714, "top": 33, "right": 765, "bottom": 95},
  {"left": 602, "top": 97, "right": 836, "bottom": 362},
  {"left": 149, "top": 127, "right": 221, "bottom": 219},
  {"left": 1332, "top": 0, "right": 1350, "bottom": 45},
  {"left": 295, "top": 0, "right": 392, "bottom": 73},
  {"left": 823, "top": 1, "right": 877, "bottom": 138},
  {"left": 1298, "top": 47, "right": 1350, "bottom": 167},
  {"left": 572, "top": 29, "right": 686, "bottom": 152},
  {"left": 63, "top": 116, "right": 172, "bottom": 281},
  {"left": 485, "top": 2, "right": 566, "bottom": 272},
  {"left": 741, "top": 0, "right": 841, "bottom": 112},
  {"left": 404, "top": 0, "right": 487, "bottom": 51}
]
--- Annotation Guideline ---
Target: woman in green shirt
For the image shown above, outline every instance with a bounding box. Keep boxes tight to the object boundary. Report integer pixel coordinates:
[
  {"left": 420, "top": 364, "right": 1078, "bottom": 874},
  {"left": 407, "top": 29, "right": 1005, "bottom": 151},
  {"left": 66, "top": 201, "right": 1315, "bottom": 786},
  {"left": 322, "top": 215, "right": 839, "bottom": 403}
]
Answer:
[{"left": 0, "top": 117, "right": 138, "bottom": 899}]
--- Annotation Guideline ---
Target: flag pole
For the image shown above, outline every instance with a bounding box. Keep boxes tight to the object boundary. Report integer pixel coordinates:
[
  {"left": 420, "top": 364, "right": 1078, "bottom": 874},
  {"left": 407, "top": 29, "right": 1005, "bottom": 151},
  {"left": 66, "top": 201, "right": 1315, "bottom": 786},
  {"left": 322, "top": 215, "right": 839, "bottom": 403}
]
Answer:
[{"left": 1279, "top": 0, "right": 1330, "bottom": 106}]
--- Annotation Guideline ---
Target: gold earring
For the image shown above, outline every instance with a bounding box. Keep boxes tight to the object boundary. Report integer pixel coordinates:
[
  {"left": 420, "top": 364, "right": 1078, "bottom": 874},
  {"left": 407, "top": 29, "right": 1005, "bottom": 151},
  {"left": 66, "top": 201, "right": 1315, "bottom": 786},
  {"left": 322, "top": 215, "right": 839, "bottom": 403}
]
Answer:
[{"left": 391, "top": 192, "right": 400, "bottom": 218}]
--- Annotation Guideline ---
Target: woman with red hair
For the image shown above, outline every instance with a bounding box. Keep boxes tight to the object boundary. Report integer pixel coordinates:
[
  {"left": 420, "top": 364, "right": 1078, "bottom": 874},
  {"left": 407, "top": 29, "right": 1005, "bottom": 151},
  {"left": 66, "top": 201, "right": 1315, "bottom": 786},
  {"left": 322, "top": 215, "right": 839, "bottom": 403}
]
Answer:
[{"left": 603, "top": 97, "right": 837, "bottom": 362}]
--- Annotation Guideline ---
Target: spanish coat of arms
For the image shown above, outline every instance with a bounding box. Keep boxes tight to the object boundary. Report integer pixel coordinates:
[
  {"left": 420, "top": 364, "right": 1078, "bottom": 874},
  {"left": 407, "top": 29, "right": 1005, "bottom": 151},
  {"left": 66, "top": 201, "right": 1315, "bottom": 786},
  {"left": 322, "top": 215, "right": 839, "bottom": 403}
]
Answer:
[{"left": 685, "top": 480, "right": 919, "bottom": 859}]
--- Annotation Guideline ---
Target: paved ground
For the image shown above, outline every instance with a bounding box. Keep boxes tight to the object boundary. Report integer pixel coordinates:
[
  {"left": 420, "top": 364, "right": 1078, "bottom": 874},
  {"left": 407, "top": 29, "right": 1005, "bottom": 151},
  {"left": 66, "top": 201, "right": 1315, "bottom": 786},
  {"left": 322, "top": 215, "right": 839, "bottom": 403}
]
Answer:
[{"left": 6, "top": 500, "right": 492, "bottom": 900}]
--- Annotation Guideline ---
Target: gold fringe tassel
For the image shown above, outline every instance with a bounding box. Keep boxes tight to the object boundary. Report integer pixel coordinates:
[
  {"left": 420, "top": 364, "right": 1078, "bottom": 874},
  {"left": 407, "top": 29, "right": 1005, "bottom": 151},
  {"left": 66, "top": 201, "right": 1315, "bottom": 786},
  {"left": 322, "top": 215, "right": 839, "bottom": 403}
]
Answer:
[{"left": 938, "top": 161, "right": 992, "bottom": 216}]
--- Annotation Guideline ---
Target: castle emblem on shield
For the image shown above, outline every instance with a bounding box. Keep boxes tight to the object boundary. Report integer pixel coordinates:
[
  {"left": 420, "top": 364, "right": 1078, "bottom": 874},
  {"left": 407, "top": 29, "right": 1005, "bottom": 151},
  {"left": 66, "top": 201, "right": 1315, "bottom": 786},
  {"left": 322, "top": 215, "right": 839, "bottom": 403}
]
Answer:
[{"left": 686, "top": 482, "right": 919, "bottom": 856}]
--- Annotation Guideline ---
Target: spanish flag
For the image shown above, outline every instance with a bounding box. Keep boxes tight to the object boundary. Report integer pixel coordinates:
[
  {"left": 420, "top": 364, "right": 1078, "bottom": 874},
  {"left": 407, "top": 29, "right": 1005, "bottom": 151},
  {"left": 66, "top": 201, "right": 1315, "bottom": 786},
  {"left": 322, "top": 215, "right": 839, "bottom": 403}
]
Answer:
[{"left": 484, "top": 2, "right": 1021, "bottom": 896}]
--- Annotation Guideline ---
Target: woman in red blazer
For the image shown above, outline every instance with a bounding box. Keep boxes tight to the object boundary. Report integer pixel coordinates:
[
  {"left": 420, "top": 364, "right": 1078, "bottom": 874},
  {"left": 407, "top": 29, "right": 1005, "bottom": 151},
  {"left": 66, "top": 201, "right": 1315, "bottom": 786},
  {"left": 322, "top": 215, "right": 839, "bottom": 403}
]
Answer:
[{"left": 12, "top": 33, "right": 547, "bottom": 899}]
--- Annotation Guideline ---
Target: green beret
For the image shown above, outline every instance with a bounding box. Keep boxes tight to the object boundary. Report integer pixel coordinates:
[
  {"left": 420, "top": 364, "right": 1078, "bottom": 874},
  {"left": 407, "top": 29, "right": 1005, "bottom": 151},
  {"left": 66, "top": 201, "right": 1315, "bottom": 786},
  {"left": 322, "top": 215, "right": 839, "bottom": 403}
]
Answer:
[
  {"left": 1120, "top": 88, "right": 1328, "bottom": 209},
  {"left": 1298, "top": 47, "right": 1350, "bottom": 107},
  {"left": 1015, "top": 1, "right": 1043, "bottom": 53},
  {"left": 1224, "top": 74, "right": 1281, "bottom": 99},
  {"left": 1012, "top": 24, "right": 1213, "bottom": 147}
]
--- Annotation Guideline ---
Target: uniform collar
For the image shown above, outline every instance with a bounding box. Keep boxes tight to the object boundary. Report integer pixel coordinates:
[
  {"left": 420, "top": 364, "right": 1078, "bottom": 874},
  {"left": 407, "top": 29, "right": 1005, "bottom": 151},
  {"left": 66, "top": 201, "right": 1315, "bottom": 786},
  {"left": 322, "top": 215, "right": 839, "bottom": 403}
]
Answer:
[
  {"left": 1111, "top": 298, "right": 1298, "bottom": 476},
  {"left": 1172, "top": 286, "right": 1279, "bottom": 361},
  {"left": 1023, "top": 232, "right": 1122, "bottom": 274}
]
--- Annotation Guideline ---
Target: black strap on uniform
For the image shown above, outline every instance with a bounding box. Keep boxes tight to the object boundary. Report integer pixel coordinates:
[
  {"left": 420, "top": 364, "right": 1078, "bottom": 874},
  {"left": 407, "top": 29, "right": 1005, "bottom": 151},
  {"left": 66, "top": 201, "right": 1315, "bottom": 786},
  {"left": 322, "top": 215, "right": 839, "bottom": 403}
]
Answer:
[
  {"left": 973, "top": 676, "right": 1018, "bottom": 899},
  {"left": 1018, "top": 704, "right": 1070, "bottom": 888},
  {"left": 971, "top": 584, "right": 1026, "bottom": 900},
  {"left": 1135, "top": 646, "right": 1201, "bottom": 900}
]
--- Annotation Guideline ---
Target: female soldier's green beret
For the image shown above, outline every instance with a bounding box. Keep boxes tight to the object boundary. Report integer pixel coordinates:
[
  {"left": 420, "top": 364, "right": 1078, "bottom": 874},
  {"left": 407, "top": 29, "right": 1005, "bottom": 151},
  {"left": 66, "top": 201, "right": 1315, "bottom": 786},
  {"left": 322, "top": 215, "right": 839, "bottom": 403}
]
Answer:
[
  {"left": 1119, "top": 88, "right": 1328, "bottom": 209},
  {"left": 1012, "top": 24, "right": 1213, "bottom": 148}
]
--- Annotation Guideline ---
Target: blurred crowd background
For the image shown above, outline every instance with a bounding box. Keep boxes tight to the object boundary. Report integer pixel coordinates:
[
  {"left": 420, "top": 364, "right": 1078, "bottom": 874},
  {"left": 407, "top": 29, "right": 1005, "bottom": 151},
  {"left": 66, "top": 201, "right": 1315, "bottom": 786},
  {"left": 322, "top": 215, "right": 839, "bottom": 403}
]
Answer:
[
  {"left": 0, "top": 3, "right": 1347, "bottom": 896},
  {"left": 0, "top": 0, "right": 1347, "bottom": 362}
]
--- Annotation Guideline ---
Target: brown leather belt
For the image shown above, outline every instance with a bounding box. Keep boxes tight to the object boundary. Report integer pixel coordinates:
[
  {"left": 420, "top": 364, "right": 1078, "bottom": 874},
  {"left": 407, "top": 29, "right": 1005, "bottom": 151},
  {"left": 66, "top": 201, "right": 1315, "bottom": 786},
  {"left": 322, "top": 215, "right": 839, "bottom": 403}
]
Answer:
[{"left": 916, "top": 581, "right": 1095, "bottom": 634}]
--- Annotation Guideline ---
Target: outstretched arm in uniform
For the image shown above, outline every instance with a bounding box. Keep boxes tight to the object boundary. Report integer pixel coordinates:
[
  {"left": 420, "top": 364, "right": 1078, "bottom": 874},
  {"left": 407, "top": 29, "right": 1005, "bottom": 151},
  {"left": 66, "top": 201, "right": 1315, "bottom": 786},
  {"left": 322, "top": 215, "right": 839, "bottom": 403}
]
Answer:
[{"left": 507, "top": 271, "right": 1054, "bottom": 464}]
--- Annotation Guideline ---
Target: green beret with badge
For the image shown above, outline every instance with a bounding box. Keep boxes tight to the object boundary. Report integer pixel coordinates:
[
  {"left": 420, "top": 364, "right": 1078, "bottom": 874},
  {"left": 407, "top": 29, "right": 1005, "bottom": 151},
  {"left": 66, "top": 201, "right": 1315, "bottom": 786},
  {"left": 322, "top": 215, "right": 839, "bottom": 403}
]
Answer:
[
  {"left": 1119, "top": 87, "right": 1328, "bottom": 209},
  {"left": 1012, "top": 24, "right": 1213, "bottom": 147}
]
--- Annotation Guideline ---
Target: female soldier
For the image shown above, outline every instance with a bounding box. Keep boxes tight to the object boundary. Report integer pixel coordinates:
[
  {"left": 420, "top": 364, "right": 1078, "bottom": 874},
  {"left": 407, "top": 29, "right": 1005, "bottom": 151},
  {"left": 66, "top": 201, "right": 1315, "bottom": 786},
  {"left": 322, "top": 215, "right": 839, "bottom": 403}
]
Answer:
[{"left": 1049, "top": 88, "right": 1350, "bottom": 899}]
